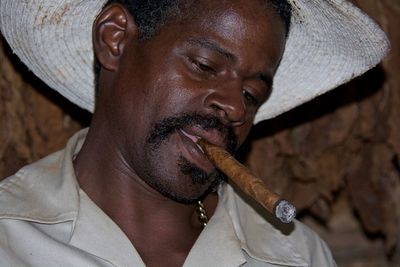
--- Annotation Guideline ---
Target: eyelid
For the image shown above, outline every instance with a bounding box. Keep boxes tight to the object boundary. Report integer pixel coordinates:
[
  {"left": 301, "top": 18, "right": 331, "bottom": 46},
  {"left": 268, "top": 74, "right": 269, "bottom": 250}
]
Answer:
[
  {"left": 242, "top": 81, "right": 270, "bottom": 107},
  {"left": 242, "top": 89, "right": 259, "bottom": 106},
  {"left": 245, "top": 78, "right": 271, "bottom": 102},
  {"left": 188, "top": 56, "right": 217, "bottom": 75}
]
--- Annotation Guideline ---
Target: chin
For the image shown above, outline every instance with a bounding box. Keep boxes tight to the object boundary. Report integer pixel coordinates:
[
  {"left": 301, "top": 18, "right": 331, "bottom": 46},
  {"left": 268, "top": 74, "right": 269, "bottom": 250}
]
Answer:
[
  {"left": 144, "top": 168, "right": 225, "bottom": 205},
  {"left": 161, "top": 180, "right": 221, "bottom": 204},
  {"left": 166, "top": 161, "right": 226, "bottom": 204}
]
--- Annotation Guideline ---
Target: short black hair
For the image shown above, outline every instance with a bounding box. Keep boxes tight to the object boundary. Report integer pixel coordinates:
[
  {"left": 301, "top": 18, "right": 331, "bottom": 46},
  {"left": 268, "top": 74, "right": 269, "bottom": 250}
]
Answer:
[{"left": 105, "top": 0, "right": 292, "bottom": 40}]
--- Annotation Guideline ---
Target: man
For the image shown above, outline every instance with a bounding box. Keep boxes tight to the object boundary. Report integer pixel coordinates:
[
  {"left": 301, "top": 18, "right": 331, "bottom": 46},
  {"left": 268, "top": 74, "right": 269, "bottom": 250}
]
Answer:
[{"left": 0, "top": 0, "right": 389, "bottom": 266}]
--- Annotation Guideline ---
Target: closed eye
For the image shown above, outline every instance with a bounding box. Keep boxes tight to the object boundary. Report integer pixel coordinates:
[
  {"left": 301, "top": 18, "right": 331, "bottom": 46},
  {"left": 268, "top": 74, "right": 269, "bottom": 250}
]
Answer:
[
  {"left": 189, "top": 57, "right": 217, "bottom": 75},
  {"left": 242, "top": 90, "right": 259, "bottom": 107}
]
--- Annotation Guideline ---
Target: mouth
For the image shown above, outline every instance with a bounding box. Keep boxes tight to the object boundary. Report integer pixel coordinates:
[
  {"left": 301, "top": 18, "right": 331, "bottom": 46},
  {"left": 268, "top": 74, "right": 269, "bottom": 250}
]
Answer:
[
  {"left": 180, "top": 129, "right": 204, "bottom": 152},
  {"left": 177, "top": 129, "right": 219, "bottom": 173}
]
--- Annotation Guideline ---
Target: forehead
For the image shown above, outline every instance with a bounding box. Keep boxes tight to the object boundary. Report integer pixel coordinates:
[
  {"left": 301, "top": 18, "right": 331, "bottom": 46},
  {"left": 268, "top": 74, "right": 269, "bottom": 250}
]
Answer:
[
  {"left": 180, "top": 0, "right": 273, "bottom": 27},
  {"left": 139, "top": 0, "right": 285, "bottom": 47},
  {"left": 167, "top": 0, "right": 286, "bottom": 69}
]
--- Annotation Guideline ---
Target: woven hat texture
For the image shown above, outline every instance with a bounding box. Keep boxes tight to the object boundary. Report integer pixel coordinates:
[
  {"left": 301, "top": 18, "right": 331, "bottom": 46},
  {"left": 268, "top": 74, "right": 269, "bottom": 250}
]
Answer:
[{"left": 0, "top": 0, "right": 390, "bottom": 123}]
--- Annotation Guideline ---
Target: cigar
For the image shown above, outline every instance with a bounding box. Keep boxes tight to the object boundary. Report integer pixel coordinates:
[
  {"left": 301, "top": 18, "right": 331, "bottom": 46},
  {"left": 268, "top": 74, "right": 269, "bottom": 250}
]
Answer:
[{"left": 198, "top": 140, "right": 296, "bottom": 223}]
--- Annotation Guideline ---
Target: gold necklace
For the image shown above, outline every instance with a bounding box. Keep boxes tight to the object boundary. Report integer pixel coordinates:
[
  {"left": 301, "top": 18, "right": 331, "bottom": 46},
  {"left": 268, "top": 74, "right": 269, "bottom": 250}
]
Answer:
[{"left": 195, "top": 200, "right": 209, "bottom": 228}]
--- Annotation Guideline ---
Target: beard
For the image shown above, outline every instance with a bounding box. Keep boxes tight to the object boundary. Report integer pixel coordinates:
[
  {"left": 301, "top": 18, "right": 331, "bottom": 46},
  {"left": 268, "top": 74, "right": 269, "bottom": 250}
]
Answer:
[{"left": 142, "top": 112, "right": 237, "bottom": 204}]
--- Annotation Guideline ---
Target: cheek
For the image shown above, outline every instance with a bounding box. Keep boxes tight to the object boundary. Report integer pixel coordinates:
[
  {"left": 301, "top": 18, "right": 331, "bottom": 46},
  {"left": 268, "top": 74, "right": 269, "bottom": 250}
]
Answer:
[{"left": 154, "top": 73, "right": 206, "bottom": 114}]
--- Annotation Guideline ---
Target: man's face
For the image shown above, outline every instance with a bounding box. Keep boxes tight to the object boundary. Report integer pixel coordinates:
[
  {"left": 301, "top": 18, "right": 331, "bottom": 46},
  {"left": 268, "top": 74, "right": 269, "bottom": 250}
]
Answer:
[{"left": 102, "top": 0, "right": 286, "bottom": 203}]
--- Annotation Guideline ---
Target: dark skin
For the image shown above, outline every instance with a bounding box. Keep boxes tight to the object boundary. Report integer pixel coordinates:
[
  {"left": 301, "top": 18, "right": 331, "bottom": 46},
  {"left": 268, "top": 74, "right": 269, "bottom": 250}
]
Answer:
[{"left": 74, "top": 0, "right": 286, "bottom": 266}]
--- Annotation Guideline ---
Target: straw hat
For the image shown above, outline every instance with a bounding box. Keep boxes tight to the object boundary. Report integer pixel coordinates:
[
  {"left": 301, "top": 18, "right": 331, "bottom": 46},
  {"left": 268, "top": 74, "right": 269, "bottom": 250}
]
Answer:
[{"left": 0, "top": 0, "right": 390, "bottom": 123}]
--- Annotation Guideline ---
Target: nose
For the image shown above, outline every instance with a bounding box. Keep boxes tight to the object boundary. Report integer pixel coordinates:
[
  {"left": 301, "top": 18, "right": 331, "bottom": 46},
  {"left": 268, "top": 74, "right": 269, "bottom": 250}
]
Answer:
[{"left": 203, "top": 81, "right": 247, "bottom": 127}]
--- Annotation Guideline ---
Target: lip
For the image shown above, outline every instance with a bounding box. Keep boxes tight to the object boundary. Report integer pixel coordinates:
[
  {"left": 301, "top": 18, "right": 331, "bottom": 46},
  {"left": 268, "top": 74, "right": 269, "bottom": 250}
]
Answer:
[
  {"left": 180, "top": 130, "right": 203, "bottom": 151},
  {"left": 177, "top": 129, "right": 214, "bottom": 172},
  {"left": 181, "top": 125, "right": 227, "bottom": 149}
]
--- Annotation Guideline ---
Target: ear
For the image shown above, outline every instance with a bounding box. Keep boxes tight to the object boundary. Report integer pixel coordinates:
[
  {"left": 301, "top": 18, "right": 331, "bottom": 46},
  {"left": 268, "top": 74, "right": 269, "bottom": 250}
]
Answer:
[{"left": 93, "top": 4, "right": 138, "bottom": 71}]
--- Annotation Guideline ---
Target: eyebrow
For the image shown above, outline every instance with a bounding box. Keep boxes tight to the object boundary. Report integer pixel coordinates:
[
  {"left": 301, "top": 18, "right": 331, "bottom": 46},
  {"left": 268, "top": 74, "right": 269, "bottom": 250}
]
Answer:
[{"left": 187, "top": 38, "right": 236, "bottom": 63}]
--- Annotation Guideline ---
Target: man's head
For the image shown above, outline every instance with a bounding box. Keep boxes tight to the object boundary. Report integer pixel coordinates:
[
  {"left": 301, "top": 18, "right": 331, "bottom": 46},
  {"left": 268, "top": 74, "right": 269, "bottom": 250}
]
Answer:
[{"left": 92, "top": 0, "right": 288, "bottom": 203}]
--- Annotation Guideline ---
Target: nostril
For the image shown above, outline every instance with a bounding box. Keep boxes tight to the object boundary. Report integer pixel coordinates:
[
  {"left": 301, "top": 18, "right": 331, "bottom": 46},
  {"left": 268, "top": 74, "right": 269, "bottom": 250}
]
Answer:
[
  {"left": 204, "top": 89, "right": 247, "bottom": 125},
  {"left": 223, "top": 99, "right": 247, "bottom": 125},
  {"left": 210, "top": 103, "right": 246, "bottom": 127},
  {"left": 209, "top": 103, "right": 230, "bottom": 124}
]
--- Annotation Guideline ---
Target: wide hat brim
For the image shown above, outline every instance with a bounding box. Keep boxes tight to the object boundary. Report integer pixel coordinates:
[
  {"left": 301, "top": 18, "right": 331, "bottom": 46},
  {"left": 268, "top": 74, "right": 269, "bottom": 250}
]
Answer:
[{"left": 0, "top": 0, "right": 390, "bottom": 123}]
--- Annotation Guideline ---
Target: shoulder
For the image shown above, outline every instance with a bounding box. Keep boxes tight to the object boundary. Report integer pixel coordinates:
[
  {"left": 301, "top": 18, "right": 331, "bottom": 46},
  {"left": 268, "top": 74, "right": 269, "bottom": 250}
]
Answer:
[
  {"left": 0, "top": 129, "right": 87, "bottom": 222},
  {"left": 0, "top": 150, "right": 64, "bottom": 218},
  {"left": 0, "top": 150, "right": 80, "bottom": 266},
  {"left": 0, "top": 145, "right": 79, "bottom": 224}
]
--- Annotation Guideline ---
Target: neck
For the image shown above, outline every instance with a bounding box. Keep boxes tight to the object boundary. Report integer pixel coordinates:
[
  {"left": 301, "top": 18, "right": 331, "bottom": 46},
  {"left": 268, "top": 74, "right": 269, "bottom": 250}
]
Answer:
[
  {"left": 73, "top": 118, "right": 218, "bottom": 264},
  {"left": 74, "top": 122, "right": 202, "bottom": 229}
]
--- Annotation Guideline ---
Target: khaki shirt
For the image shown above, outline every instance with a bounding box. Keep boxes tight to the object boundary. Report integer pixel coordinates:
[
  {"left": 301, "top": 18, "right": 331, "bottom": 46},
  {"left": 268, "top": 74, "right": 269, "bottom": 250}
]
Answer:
[{"left": 0, "top": 129, "right": 336, "bottom": 266}]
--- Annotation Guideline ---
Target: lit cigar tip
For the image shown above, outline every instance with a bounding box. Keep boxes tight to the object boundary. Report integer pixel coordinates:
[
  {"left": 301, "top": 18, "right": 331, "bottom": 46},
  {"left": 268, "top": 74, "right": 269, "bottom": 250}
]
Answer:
[{"left": 274, "top": 200, "right": 296, "bottom": 223}]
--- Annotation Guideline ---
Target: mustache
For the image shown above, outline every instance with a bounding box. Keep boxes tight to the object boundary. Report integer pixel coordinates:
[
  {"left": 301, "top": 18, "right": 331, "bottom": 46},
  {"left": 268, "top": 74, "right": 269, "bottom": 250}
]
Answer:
[{"left": 146, "top": 113, "right": 237, "bottom": 154}]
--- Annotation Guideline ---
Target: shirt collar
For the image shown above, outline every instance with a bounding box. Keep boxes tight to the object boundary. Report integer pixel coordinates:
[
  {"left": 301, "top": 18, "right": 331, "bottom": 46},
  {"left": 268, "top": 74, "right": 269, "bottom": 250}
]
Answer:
[
  {"left": 183, "top": 192, "right": 247, "bottom": 267},
  {"left": 70, "top": 188, "right": 146, "bottom": 267},
  {"left": 0, "top": 129, "right": 87, "bottom": 224},
  {"left": 220, "top": 184, "right": 309, "bottom": 266}
]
